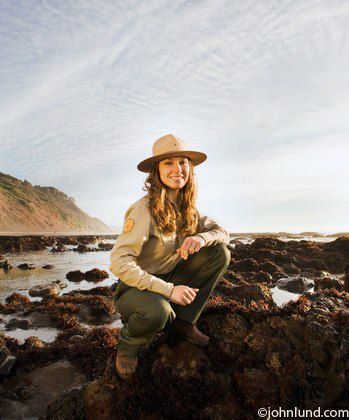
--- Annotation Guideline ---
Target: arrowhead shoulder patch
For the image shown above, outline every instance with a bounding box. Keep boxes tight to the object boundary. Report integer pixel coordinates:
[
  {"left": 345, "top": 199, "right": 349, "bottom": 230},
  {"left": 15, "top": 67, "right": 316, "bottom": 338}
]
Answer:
[{"left": 123, "top": 218, "right": 135, "bottom": 233}]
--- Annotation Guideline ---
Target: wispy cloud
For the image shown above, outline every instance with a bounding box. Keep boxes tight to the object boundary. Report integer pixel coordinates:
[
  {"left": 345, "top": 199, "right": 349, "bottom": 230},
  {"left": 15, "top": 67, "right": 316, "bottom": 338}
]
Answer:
[{"left": 0, "top": 0, "right": 348, "bottom": 231}]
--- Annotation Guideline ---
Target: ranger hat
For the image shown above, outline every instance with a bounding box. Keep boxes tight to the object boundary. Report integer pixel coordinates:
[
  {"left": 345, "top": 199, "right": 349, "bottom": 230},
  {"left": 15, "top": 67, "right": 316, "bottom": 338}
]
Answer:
[{"left": 137, "top": 134, "right": 207, "bottom": 173}]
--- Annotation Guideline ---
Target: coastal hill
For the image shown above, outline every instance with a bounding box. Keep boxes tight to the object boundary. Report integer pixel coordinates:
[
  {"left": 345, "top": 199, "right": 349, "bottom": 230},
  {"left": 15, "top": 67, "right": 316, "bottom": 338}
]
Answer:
[{"left": 0, "top": 172, "right": 111, "bottom": 233}]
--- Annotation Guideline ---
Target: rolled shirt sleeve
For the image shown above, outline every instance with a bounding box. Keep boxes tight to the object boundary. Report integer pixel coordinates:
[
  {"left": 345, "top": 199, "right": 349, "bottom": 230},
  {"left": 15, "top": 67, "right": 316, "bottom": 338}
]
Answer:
[
  {"left": 195, "top": 210, "right": 230, "bottom": 246},
  {"left": 109, "top": 203, "right": 174, "bottom": 299}
]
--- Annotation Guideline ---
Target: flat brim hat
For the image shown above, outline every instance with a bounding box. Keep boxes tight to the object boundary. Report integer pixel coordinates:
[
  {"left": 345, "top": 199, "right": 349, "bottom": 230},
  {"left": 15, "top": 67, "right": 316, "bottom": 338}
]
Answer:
[{"left": 137, "top": 134, "right": 207, "bottom": 173}]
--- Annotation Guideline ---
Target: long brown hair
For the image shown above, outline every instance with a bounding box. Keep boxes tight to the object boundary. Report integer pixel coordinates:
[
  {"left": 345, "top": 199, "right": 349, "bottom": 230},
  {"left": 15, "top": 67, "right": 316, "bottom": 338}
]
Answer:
[{"left": 142, "top": 159, "right": 199, "bottom": 237}]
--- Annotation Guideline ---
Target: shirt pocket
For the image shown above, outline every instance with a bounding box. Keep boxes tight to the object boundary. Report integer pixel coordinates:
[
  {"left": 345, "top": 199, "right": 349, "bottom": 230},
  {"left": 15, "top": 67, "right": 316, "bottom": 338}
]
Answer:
[{"left": 159, "top": 231, "right": 177, "bottom": 254}]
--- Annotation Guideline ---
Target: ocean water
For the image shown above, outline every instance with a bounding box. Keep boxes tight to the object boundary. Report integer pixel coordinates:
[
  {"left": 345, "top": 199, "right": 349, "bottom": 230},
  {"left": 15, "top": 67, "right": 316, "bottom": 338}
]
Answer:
[{"left": 0, "top": 240, "right": 117, "bottom": 303}]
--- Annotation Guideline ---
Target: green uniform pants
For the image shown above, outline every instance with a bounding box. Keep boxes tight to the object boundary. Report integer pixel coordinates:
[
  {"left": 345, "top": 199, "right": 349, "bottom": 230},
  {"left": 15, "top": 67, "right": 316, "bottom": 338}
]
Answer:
[{"left": 113, "top": 243, "right": 230, "bottom": 357}]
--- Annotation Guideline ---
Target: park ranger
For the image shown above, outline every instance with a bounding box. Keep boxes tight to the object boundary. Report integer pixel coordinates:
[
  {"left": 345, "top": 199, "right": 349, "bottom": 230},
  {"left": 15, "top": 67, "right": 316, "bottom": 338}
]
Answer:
[{"left": 110, "top": 134, "right": 230, "bottom": 380}]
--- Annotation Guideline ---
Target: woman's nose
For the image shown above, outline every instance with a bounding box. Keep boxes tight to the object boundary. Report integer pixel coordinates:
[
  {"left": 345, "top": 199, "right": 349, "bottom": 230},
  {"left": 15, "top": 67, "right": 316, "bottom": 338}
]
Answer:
[{"left": 173, "top": 162, "right": 182, "bottom": 171}]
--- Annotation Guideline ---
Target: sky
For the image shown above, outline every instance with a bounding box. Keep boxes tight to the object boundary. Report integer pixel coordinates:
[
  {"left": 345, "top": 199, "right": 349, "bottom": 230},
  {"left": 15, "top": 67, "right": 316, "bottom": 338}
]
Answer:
[{"left": 0, "top": 0, "right": 348, "bottom": 233}]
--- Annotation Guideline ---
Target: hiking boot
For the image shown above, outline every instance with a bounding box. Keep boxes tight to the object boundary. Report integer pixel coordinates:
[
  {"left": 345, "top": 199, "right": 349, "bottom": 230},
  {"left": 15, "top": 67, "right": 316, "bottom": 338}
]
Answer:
[
  {"left": 172, "top": 318, "right": 210, "bottom": 346},
  {"left": 115, "top": 350, "right": 138, "bottom": 380}
]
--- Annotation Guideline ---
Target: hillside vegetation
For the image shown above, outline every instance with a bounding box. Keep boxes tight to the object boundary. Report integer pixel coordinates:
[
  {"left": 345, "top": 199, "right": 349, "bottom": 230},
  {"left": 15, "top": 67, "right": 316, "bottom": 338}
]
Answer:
[{"left": 0, "top": 172, "right": 111, "bottom": 233}]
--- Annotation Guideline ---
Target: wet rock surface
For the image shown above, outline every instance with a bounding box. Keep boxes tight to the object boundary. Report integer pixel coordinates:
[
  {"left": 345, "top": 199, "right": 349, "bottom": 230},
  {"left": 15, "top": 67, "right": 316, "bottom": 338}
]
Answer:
[
  {"left": 0, "top": 259, "right": 13, "bottom": 272},
  {"left": 42, "top": 264, "right": 54, "bottom": 270},
  {"left": 276, "top": 276, "right": 314, "bottom": 293},
  {"left": 66, "top": 270, "right": 85, "bottom": 282},
  {"left": 17, "top": 263, "right": 35, "bottom": 270},
  {"left": 1, "top": 236, "right": 349, "bottom": 418},
  {"left": 0, "top": 235, "right": 118, "bottom": 253},
  {"left": 66, "top": 268, "right": 109, "bottom": 283},
  {"left": 29, "top": 283, "right": 61, "bottom": 298},
  {"left": 228, "top": 237, "right": 349, "bottom": 283},
  {"left": 0, "top": 360, "right": 87, "bottom": 419},
  {"left": 40, "top": 290, "right": 349, "bottom": 419},
  {"left": 84, "top": 268, "right": 109, "bottom": 282},
  {"left": 0, "top": 236, "right": 55, "bottom": 253}
]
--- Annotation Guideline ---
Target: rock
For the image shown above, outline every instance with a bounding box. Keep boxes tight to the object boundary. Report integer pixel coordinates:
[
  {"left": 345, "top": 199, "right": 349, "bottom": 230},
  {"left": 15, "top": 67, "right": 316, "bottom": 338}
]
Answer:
[
  {"left": 0, "top": 347, "right": 16, "bottom": 377},
  {"left": 33, "top": 290, "right": 349, "bottom": 418},
  {"left": 57, "top": 237, "right": 79, "bottom": 246},
  {"left": 150, "top": 341, "right": 237, "bottom": 418},
  {"left": 205, "top": 312, "right": 251, "bottom": 360},
  {"left": 77, "top": 236, "right": 98, "bottom": 245},
  {"left": 53, "top": 279, "right": 68, "bottom": 289},
  {"left": 42, "top": 264, "right": 54, "bottom": 269},
  {"left": 66, "top": 270, "right": 85, "bottom": 282},
  {"left": 29, "top": 283, "right": 61, "bottom": 297},
  {"left": 5, "top": 292, "right": 30, "bottom": 308},
  {"left": 0, "top": 236, "right": 54, "bottom": 253},
  {"left": 27, "top": 311, "right": 54, "bottom": 328},
  {"left": 0, "top": 360, "right": 87, "bottom": 419},
  {"left": 233, "top": 258, "right": 259, "bottom": 272},
  {"left": 283, "top": 263, "right": 301, "bottom": 275},
  {"left": 23, "top": 337, "right": 45, "bottom": 350},
  {"left": 314, "top": 277, "right": 343, "bottom": 291},
  {"left": 6, "top": 317, "right": 33, "bottom": 330},
  {"left": 50, "top": 244, "right": 66, "bottom": 253},
  {"left": 74, "top": 244, "right": 90, "bottom": 253},
  {"left": 46, "top": 384, "right": 87, "bottom": 420},
  {"left": 276, "top": 277, "right": 314, "bottom": 293},
  {"left": 259, "top": 259, "right": 285, "bottom": 276},
  {"left": 48, "top": 379, "right": 116, "bottom": 420},
  {"left": 344, "top": 264, "right": 349, "bottom": 291},
  {"left": 0, "top": 259, "right": 13, "bottom": 272},
  {"left": 254, "top": 271, "right": 273, "bottom": 283},
  {"left": 76, "top": 303, "right": 117, "bottom": 325},
  {"left": 229, "top": 236, "right": 349, "bottom": 281},
  {"left": 98, "top": 242, "right": 114, "bottom": 251},
  {"left": 229, "top": 283, "right": 274, "bottom": 305},
  {"left": 235, "top": 368, "right": 281, "bottom": 408},
  {"left": 69, "top": 335, "right": 85, "bottom": 344},
  {"left": 17, "top": 263, "right": 35, "bottom": 270},
  {"left": 84, "top": 268, "right": 109, "bottom": 282}
]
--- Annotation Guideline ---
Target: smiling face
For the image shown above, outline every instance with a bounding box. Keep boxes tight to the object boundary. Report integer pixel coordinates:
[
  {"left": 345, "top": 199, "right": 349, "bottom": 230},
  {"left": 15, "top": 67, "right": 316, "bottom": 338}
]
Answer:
[{"left": 158, "top": 156, "right": 190, "bottom": 193}]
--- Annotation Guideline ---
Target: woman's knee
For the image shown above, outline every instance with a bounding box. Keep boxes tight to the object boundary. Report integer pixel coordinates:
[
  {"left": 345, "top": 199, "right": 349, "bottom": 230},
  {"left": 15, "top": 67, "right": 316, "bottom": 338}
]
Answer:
[
  {"left": 211, "top": 243, "right": 231, "bottom": 268},
  {"left": 139, "top": 299, "right": 174, "bottom": 331}
]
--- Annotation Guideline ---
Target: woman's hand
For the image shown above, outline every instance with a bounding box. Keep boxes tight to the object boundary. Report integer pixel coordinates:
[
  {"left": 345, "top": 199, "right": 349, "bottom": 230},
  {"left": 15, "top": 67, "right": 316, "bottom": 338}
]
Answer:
[
  {"left": 169, "top": 285, "right": 199, "bottom": 306},
  {"left": 176, "top": 235, "right": 205, "bottom": 260}
]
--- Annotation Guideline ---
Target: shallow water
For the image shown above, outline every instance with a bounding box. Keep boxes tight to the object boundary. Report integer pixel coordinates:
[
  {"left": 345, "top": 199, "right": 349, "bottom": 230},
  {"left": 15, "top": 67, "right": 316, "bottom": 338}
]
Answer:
[
  {"left": 0, "top": 241, "right": 116, "bottom": 303},
  {"left": 230, "top": 235, "right": 338, "bottom": 246}
]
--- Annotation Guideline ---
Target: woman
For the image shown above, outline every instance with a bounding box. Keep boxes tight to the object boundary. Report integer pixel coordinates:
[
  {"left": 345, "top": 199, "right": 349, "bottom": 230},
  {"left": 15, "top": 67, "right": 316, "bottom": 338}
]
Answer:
[{"left": 110, "top": 134, "right": 230, "bottom": 380}]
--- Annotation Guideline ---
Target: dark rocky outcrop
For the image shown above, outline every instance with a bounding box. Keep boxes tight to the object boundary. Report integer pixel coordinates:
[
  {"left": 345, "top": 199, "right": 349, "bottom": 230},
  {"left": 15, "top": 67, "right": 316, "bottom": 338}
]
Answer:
[
  {"left": 29, "top": 284, "right": 61, "bottom": 298},
  {"left": 228, "top": 236, "right": 349, "bottom": 285},
  {"left": 41, "top": 290, "right": 349, "bottom": 419},
  {"left": 1, "top": 237, "right": 349, "bottom": 418},
  {"left": 84, "top": 269, "right": 109, "bottom": 282},
  {"left": 66, "top": 270, "right": 85, "bottom": 282},
  {"left": 0, "top": 259, "right": 13, "bottom": 272},
  {"left": 42, "top": 264, "right": 54, "bottom": 270},
  {"left": 98, "top": 242, "right": 114, "bottom": 251},
  {"left": 276, "top": 277, "right": 314, "bottom": 293},
  {"left": 17, "top": 263, "right": 35, "bottom": 270}
]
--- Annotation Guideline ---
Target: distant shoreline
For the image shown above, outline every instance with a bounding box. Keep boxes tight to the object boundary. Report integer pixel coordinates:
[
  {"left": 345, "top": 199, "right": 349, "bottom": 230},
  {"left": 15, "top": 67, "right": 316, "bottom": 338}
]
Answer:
[{"left": 0, "top": 231, "right": 348, "bottom": 238}]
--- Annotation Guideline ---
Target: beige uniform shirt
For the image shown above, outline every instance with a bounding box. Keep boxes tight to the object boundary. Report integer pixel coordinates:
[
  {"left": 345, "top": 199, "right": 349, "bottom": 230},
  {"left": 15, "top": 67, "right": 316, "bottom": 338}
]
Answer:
[{"left": 109, "top": 195, "right": 230, "bottom": 299}]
